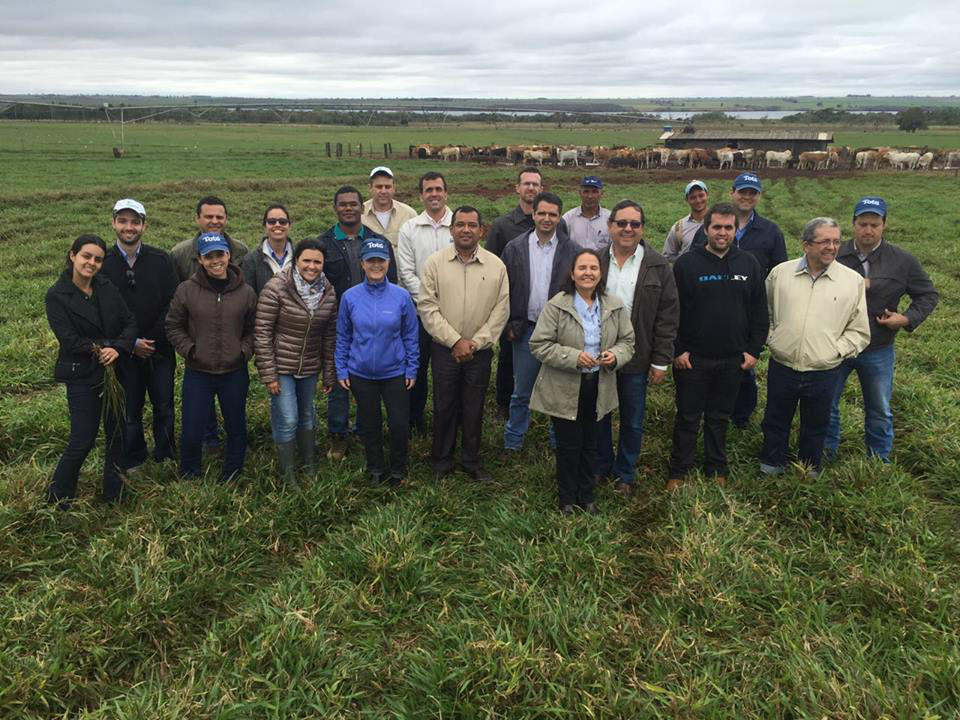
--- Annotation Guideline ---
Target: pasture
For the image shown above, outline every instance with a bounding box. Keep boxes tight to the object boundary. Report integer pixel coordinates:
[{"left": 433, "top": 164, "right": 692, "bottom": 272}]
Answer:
[{"left": 0, "top": 121, "right": 959, "bottom": 718}]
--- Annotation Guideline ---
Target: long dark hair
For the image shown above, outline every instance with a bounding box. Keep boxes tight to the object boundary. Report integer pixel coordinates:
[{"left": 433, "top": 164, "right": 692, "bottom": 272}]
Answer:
[
  {"left": 562, "top": 248, "right": 606, "bottom": 299},
  {"left": 64, "top": 234, "right": 107, "bottom": 270}
]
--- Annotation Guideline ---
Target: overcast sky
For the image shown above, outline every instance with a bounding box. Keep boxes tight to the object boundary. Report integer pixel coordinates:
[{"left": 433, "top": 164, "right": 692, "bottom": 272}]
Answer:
[{"left": 2, "top": 0, "right": 958, "bottom": 98}]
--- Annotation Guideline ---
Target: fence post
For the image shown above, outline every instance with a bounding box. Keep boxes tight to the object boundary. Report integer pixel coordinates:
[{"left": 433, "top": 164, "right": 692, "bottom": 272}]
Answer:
[
  {"left": 358, "top": 143, "right": 362, "bottom": 157},
  {"left": 325, "top": 142, "right": 331, "bottom": 158},
  {"left": 336, "top": 143, "right": 342, "bottom": 158},
  {"left": 384, "top": 143, "right": 389, "bottom": 158}
]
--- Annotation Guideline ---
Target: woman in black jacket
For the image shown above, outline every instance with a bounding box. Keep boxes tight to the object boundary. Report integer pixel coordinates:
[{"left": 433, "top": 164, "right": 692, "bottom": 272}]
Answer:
[{"left": 45, "top": 235, "right": 137, "bottom": 506}]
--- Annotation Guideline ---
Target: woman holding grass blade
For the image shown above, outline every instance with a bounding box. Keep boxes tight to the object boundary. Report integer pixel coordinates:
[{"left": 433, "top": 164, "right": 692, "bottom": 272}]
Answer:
[
  {"left": 529, "top": 248, "right": 635, "bottom": 515},
  {"left": 254, "top": 239, "right": 337, "bottom": 491},
  {"left": 335, "top": 237, "right": 419, "bottom": 486},
  {"left": 44, "top": 234, "right": 138, "bottom": 507},
  {"left": 165, "top": 232, "right": 257, "bottom": 483},
  {"left": 243, "top": 203, "right": 296, "bottom": 295}
]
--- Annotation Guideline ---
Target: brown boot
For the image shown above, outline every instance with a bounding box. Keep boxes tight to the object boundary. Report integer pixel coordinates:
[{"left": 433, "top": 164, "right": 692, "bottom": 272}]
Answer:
[{"left": 665, "top": 477, "right": 683, "bottom": 493}]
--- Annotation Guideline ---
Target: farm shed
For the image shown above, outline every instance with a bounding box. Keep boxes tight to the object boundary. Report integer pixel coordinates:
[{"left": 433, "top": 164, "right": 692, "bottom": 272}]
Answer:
[{"left": 661, "top": 129, "right": 833, "bottom": 155}]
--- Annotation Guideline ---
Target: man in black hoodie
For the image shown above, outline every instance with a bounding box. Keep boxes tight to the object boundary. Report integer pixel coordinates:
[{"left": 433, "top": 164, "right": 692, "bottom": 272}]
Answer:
[{"left": 667, "top": 202, "right": 768, "bottom": 490}]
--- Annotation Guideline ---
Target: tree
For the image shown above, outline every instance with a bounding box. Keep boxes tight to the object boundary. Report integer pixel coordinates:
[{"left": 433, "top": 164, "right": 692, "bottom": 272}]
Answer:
[{"left": 897, "top": 107, "right": 928, "bottom": 133}]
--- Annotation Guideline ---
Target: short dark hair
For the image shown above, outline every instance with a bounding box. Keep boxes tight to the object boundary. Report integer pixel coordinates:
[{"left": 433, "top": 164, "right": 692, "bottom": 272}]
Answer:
[
  {"left": 196, "top": 195, "right": 227, "bottom": 216},
  {"left": 419, "top": 171, "right": 447, "bottom": 193},
  {"left": 703, "top": 202, "right": 739, "bottom": 230},
  {"left": 293, "top": 238, "right": 325, "bottom": 262},
  {"left": 261, "top": 203, "right": 291, "bottom": 225},
  {"left": 561, "top": 248, "right": 607, "bottom": 300},
  {"left": 517, "top": 166, "right": 542, "bottom": 182},
  {"left": 532, "top": 191, "right": 562, "bottom": 213},
  {"left": 608, "top": 200, "right": 644, "bottom": 225},
  {"left": 334, "top": 185, "right": 363, "bottom": 205},
  {"left": 65, "top": 234, "right": 107, "bottom": 270},
  {"left": 450, "top": 205, "right": 482, "bottom": 226}
]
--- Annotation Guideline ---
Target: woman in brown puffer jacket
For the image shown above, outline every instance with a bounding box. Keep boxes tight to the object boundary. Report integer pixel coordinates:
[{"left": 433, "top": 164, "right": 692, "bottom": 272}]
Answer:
[{"left": 255, "top": 238, "right": 337, "bottom": 490}]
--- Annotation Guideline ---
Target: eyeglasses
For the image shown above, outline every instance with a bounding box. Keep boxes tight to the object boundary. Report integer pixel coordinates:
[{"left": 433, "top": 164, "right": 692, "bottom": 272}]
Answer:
[
  {"left": 613, "top": 219, "right": 643, "bottom": 229},
  {"left": 808, "top": 239, "right": 841, "bottom": 247},
  {"left": 265, "top": 217, "right": 290, "bottom": 226},
  {"left": 125, "top": 268, "right": 136, "bottom": 289}
]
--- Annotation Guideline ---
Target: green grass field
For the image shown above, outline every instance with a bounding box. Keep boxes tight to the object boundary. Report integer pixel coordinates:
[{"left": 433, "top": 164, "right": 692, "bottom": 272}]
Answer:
[{"left": 1, "top": 122, "right": 959, "bottom": 718}]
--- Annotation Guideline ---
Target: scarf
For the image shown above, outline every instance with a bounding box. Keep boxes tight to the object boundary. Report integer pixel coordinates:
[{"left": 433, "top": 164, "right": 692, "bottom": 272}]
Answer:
[{"left": 293, "top": 267, "right": 325, "bottom": 313}]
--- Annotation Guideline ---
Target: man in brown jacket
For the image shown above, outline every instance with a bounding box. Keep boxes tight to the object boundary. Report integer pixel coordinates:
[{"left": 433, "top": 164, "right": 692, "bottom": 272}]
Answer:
[{"left": 595, "top": 200, "right": 680, "bottom": 495}]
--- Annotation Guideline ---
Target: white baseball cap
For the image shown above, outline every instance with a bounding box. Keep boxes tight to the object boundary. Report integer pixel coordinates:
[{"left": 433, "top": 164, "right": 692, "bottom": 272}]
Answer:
[
  {"left": 113, "top": 198, "right": 146, "bottom": 217},
  {"left": 369, "top": 166, "right": 394, "bottom": 179}
]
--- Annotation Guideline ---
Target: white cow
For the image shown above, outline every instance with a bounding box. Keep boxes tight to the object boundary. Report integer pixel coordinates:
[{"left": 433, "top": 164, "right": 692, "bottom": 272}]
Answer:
[
  {"left": 523, "top": 149, "right": 548, "bottom": 166},
  {"left": 886, "top": 151, "right": 921, "bottom": 171},
  {"left": 945, "top": 151, "right": 960, "bottom": 169},
  {"left": 917, "top": 152, "right": 935, "bottom": 170},
  {"left": 741, "top": 148, "right": 755, "bottom": 168},
  {"left": 855, "top": 150, "right": 878, "bottom": 170},
  {"left": 557, "top": 148, "right": 579, "bottom": 167},
  {"left": 765, "top": 150, "right": 792, "bottom": 168},
  {"left": 718, "top": 149, "right": 736, "bottom": 170},
  {"left": 439, "top": 145, "right": 461, "bottom": 162}
]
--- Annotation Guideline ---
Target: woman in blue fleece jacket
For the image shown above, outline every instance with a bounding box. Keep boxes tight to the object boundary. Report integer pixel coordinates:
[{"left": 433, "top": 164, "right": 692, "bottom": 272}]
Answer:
[{"left": 335, "top": 237, "right": 419, "bottom": 484}]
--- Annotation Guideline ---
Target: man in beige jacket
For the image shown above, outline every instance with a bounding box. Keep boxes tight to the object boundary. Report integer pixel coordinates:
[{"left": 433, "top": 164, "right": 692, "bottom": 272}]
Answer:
[
  {"left": 760, "top": 217, "right": 870, "bottom": 475},
  {"left": 419, "top": 205, "right": 509, "bottom": 481},
  {"left": 361, "top": 167, "right": 417, "bottom": 248}
]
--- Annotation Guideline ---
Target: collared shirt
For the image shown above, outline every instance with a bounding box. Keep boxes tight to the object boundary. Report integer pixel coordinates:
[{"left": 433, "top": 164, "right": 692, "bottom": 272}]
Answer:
[
  {"left": 606, "top": 243, "right": 645, "bottom": 314},
  {"left": 853, "top": 238, "right": 882, "bottom": 278},
  {"left": 361, "top": 199, "right": 417, "bottom": 248},
  {"left": 573, "top": 292, "right": 602, "bottom": 373},
  {"left": 261, "top": 239, "right": 292, "bottom": 275},
  {"left": 562, "top": 206, "right": 611, "bottom": 251},
  {"left": 735, "top": 212, "right": 755, "bottom": 243},
  {"left": 662, "top": 214, "right": 704, "bottom": 262},
  {"left": 334, "top": 223, "right": 370, "bottom": 290},
  {"left": 527, "top": 231, "right": 558, "bottom": 321},
  {"left": 396, "top": 207, "right": 453, "bottom": 302},
  {"left": 116, "top": 242, "right": 142, "bottom": 268}
]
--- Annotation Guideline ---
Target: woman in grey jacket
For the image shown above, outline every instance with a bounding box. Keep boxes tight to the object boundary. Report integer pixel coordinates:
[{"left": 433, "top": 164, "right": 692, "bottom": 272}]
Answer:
[
  {"left": 254, "top": 239, "right": 337, "bottom": 490},
  {"left": 529, "top": 249, "right": 635, "bottom": 514}
]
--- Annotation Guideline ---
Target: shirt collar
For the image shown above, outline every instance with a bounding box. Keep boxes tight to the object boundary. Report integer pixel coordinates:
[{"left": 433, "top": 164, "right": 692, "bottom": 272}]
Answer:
[
  {"left": 854, "top": 238, "right": 883, "bottom": 257},
  {"left": 416, "top": 207, "right": 452, "bottom": 227},
  {"left": 608, "top": 242, "right": 644, "bottom": 262},
  {"left": 262, "top": 239, "right": 291, "bottom": 264},
  {"left": 530, "top": 230, "right": 557, "bottom": 247},
  {"left": 575, "top": 206, "right": 602, "bottom": 220},
  {"left": 334, "top": 224, "right": 367, "bottom": 241},
  {"left": 573, "top": 292, "right": 600, "bottom": 317},
  {"left": 116, "top": 242, "right": 142, "bottom": 260},
  {"left": 446, "top": 244, "right": 482, "bottom": 264},
  {"left": 795, "top": 255, "right": 836, "bottom": 278}
]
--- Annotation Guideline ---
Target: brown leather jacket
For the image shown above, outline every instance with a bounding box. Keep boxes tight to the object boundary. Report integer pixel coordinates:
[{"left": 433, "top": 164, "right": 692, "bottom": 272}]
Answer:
[
  {"left": 165, "top": 265, "right": 257, "bottom": 374},
  {"left": 254, "top": 266, "right": 337, "bottom": 387}
]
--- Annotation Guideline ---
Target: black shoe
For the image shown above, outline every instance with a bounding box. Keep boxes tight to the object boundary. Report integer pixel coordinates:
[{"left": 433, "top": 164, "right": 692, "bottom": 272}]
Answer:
[
  {"left": 496, "top": 405, "right": 509, "bottom": 422},
  {"left": 461, "top": 465, "right": 492, "bottom": 482},
  {"left": 369, "top": 472, "right": 385, "bottom": 485},
  {"left": 388, "top": 473, "right": 404, "bottom": 487},
  {"left": 560, "top": 504, "right": 575, "bottom": 516},
  {"left": 580, "top": 502, "right": 598, "bottom": 515}
]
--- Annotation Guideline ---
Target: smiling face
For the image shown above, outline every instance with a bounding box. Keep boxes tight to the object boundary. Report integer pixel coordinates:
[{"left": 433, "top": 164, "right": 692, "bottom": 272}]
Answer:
[
  {"left": 196, "top": 203, "right": 227, "bottom": 234},
  {"left": 296, "top": 248, "right": 324, "bottom": 283},
  {"left": 198, "top": 249, "right": 230, "bottom": 279},
  {"left": 112, "top": 210, "right": 145, "bottom": 247},
  {"left": 369, "top": 175, "right": 395, "bottom": 210},
  {"left": 705, "top": 213, "right": 736, "bottom": 256},
  {"left": 686, "top": 188, "right": 709, "bottom": 214},
  {"left": 803, "top": 224, "right": 841, "bottom": 273},
  {"left": 335, "top": 192, "right": 363, "bottom": 227},
  {"left": 731, "top": 187, "right": 759, "bottom": 214},
  {"left": 451, "top": 210, "right": 481, "bottom": 253},
  {"left": 70, "top": 242, "right": 105, "bottom": 282},
  {"left": 571, "top": 251, "right": 601, "bottom": 296},
  {"left": 264, "top": 207, "right": 291, "bottom": 244},
  {"left": 608, "top": 206, "right": 644, "bottom": 253},
  {"left": 516, "top": 171, "right": 542, "bottom": 206},
  {"left": 420, "top": 177, "right": 448, "bottom": 214},
  {"left": 361, "top": 256, "right": 388, "bottom": 283}
]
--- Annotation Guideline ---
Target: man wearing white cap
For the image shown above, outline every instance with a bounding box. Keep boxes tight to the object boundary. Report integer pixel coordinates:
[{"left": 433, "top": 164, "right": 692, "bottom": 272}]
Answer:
[
  {"left": 101, "top": 199, "right": 180, "bottom": 470},
  {"left": 361, "top": 167, "right": 417, "bottom": 248},
  {"left": 662, "top": 180, "right": 708, "bottom": 262}
]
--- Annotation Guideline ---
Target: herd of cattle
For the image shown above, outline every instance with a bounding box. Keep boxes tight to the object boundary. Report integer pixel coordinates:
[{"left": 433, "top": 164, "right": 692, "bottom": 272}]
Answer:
[{"left": 408, "top": 143, "right": 960, "bottom": 171}]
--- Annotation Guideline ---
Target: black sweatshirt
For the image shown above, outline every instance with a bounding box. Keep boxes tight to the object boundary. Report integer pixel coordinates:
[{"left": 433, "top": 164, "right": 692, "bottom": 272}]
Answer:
[{"left": 672, "top": 244, "right": 768, "bottom": 360}]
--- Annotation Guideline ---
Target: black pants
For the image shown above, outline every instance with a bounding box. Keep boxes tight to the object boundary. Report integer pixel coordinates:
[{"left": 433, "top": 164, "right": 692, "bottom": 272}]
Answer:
[
  {"left": 551, "top": 374, "right": 601, "bottom": 508},
  {"left": 669, "top": 355, "right": 742, "bottom": 478},
  {"left": 48, "top": 382, "right": 124, "bottom": 502},
  {"left": 117, "top": 351, "right": 176, "bottom": 468},
  {"left": 495, "top": 337, "right": 513, "bottom": 409},
  {"left": 432, "top": 343, "right": 492, "bottom": 472},
  {"left": 350, "top": 374, "right": 410, "bottom": 476},
  {"left": 409, "top": 317, "right": 432, "bottom": 429},
  {"left": 731, "top": 367, "right": 758, "bottom": 426}
]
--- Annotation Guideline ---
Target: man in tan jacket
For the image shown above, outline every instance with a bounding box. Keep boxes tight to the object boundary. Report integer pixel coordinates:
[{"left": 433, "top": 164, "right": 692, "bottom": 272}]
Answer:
[
  {"left": 760, "top": 217, "right": 870, "bottom": 476},
  {"left": 419, "top": 206, "right": 509, "bottom": 481},
  {"left": 361, "top": 167, "right": 417, "bottom": 248}
]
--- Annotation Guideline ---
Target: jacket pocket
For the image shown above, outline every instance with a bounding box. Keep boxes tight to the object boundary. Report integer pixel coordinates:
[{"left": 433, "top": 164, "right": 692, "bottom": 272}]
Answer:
[{"left": 54, "top": 357, "right": 93, "bottom": 382}]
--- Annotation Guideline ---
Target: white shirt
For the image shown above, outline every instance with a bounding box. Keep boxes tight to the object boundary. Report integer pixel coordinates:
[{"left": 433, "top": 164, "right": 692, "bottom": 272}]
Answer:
[
  {"left": 562, "top": 206, "right": 611, "bottom": 250},
  {"left": 396, "top": 207, "right": 453, "bottom": 302},
  {"left": 607, "top": 243, "right": 667, "bottom": 372}
]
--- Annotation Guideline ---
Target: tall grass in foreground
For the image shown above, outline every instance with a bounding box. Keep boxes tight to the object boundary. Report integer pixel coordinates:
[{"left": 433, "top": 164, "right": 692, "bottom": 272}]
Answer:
[{"left": 0, "top": 143, "right": 958, "bottom": 717}]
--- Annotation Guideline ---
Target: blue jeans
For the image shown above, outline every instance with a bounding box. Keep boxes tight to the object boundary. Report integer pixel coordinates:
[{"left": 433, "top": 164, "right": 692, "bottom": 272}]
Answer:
[
  {"left": 180, "top": 366, "right": 249, "bottom": 481},
  {"left": 117, "top": 350, "right": 176, "bottom": 466},
  {"left": 504, "top": 324, "right": 541, "bottom": 450},
  {"left": 269, "top": 374, "right": 318, "bottom": 443},
  {"left": 760, "top": 359, "right": 841, "bottom": 471},
  {"left": 824, "top": 344, "right": 895, "bottom": 461},
  {"left": 327, "top": 382, "right": 351, "bottom": 437},
  {"left": 596, "top": 371, "right": 649, "bottom": 485}
]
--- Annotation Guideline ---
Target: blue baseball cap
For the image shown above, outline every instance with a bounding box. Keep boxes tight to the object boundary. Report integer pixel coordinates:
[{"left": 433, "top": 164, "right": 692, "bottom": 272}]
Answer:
[
  {"left": 684, "top": 179, "right": 708, "bottom": 196},
  {"left": 732, "top": 173, "right": 762, "bottom": 192},
  {"left": 360, "top": 237, "right": 390, "bottom": 261},
  {"left": 580, "top": 176, "right": 603, "bottom": 189},
  {"left": 854, "top": 196, "right": 887, "bottom": 218},
  {"left": 196, "top": 232, "right": 229, "bottom": 256}
]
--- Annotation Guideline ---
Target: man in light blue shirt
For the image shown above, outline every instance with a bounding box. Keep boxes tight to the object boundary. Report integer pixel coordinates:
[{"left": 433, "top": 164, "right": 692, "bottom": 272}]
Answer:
[{"left": 562, "top": 176, "right": 611, "bottom": 251}]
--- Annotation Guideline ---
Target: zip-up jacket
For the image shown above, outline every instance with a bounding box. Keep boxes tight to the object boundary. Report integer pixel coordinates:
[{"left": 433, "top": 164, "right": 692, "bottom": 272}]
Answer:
[
  {"left": 165, "top": 265, "right": 257, "bottom": 374},
  {"left": 335, "top": 278, "right": 419, "bottom": 381},
  {"left": 836, "top": 239, "right": 939, "bottom": 351},
  {"left": 693, "top": 211, "right": 786, "bottom": 277},
  {"left": 254, "top": 266, "right": 337, "bottom": 387},
  {"left": 45, "top": 271, "right": 138, "bottom": 385},
  {"left": 317, "top": 224, "right": 398, "bottom": 302},
  {"left": 673, "top": 245, "right": 769, "bottom": 360},
  {"left": 170, "top": 231, "right": 249, "bottom": 282}
]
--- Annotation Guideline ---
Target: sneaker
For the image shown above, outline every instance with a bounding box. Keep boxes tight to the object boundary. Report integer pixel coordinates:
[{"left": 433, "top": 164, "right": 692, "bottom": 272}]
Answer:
[
  {"left": 327, "top": 435, "right": 348, "bottom": 461},
  {"left": 560, "top": 504, "right": 575, "bottom": 516},
  {"left": 665, "top": 477, "right": 682, "bottom": 493},
  {"left": 759, "top": 463, "right": 784, "bottom": 476}
]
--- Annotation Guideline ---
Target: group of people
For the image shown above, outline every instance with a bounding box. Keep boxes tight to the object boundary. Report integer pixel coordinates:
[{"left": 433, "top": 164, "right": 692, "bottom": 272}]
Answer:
[{"left": 44, "top": 164, "right": 939, "bottom": 514}]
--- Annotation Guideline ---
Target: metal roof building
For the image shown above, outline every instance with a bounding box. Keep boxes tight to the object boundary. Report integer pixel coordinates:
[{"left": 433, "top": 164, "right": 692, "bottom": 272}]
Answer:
[{"left": 661, "top": 129, "right": 833, "bottom": 154}]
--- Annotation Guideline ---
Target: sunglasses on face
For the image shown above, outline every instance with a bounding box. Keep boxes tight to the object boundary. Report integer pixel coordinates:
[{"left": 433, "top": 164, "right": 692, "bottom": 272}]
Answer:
[
  {"left": 265, "top": 218, "right": 290, "bottom": 226},
  {"left": 613, "top": 219, "right": 643, "bottom": 229}
]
